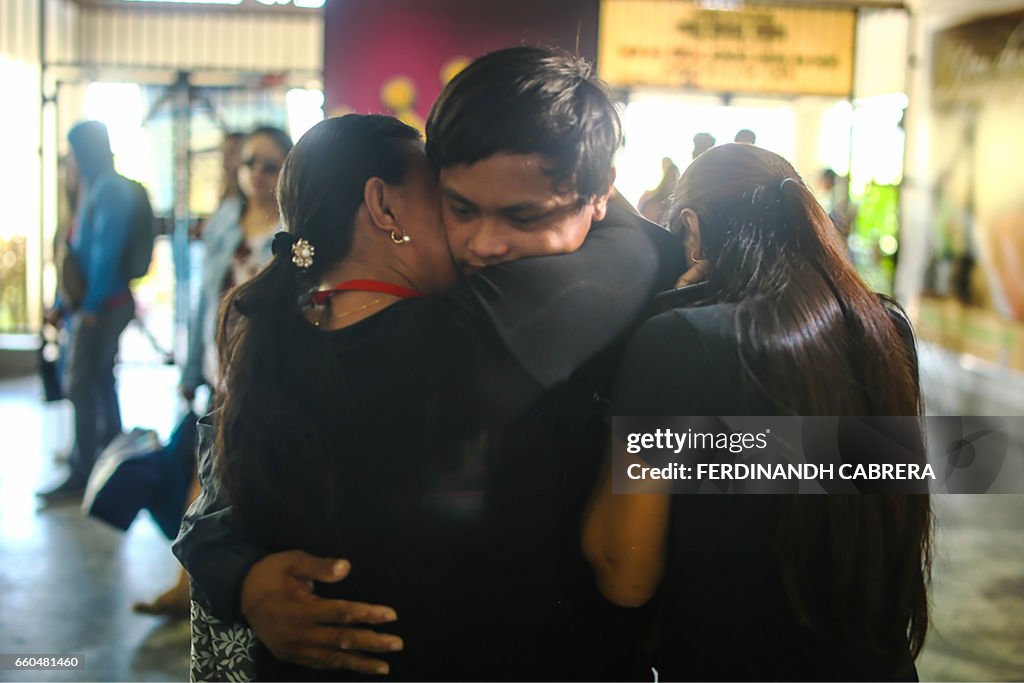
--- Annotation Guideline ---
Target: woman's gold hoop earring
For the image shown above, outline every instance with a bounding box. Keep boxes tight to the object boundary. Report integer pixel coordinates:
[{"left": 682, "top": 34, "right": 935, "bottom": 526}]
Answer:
[
  {"left": 390, "top": 230, "right": 411, "bottom": 245},
  {"left": 689, "top": 250, "right": 704, "bottom": 263}
]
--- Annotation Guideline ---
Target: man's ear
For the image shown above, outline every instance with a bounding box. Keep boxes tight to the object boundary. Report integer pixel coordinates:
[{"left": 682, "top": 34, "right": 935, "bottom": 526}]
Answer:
[
  {"left": 363, "top": 177, "right": 398, "bottom": 233},
  {"left": 589, "top": 168, "right": 617, "bottom": 222}
]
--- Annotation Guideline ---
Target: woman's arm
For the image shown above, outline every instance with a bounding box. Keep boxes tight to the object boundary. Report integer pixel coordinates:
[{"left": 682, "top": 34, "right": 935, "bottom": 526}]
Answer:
[
  {"left": 172, "top": 415, "right": 401, "bottom": 674},
  {"left": 582, "top": 445, "right": 671, "bottom": 607},
  {"left": 581, "top": 309, "right": 717, "bottom": 606}
]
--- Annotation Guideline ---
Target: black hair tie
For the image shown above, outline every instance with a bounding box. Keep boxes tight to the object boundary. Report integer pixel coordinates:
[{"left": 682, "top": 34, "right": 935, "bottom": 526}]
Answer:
[{"left": 271, "top": 231, "right": 296, "bottom": 257}]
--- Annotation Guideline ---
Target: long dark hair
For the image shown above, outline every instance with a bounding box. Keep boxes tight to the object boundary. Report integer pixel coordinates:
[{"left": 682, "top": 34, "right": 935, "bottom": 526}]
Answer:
[
  {"left": 669, "top": 143, "right": 931, "bottom": 671},
  {"left": 215, "top": 114, "right": 422, "bottom": 553}
]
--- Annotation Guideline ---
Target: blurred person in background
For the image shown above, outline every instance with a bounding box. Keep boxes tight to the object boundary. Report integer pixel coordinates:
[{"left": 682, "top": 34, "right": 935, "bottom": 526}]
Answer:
[
  {"left": 692, "top": 132, "right": 716, "bottom": 159},
  {"left": 37, "top": 121, "right": 149, "bottom": 504},
  {"left": 638, "top": 156, "right": 680, "bottom": 225},
  {"left": 817, "top": 167, "right": 854, "bottom": 240},
  {"left": 135, "top": 126, "right": 292, "bottom": 618},
  {"left": 734, "top": 128, "right": 757, "bottom": 144},
  {"left": 180, "top": 126, "right": 293, "bottom": 405},
  {"left": 583, "top": 144, "right": 930, "bottom": 681}
]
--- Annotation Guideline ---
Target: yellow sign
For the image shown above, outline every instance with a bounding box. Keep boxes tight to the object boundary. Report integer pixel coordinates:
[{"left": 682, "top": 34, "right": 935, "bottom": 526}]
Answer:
[{"left": 599, "top": 1, "right": 856, "bottom": 96}]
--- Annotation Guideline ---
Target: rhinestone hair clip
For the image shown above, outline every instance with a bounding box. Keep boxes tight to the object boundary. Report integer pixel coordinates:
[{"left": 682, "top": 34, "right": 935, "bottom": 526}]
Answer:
[{"left": 291, "top": 238, "right": 315, "bottom": 269}]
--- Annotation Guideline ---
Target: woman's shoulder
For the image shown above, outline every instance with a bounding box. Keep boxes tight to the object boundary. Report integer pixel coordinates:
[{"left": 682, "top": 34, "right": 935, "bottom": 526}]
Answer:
[
  {"left": 612, "top": 303, "right": 742, "bottom": 416},
  {"left": 668, "top": 301, "right": 737, "bottom": 328},
  {"left": 633, "top": 302, "right": 738, "bottom": 354},
  {"left": 623, "top": 303, "right": 741, "bottom": 387}
]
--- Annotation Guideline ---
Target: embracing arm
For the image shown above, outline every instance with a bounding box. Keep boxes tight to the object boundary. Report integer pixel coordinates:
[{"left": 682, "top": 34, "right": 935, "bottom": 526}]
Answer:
[
  {"left": 172, "top": 416, "right": 266, "bottom": 622},
  {"left": 582, "top": 447, "right": 671, "bottom": 607},
  {"left": 172, "top": 416, "right": 402, "bottom": 673},
  {"left": 581, "top": 311, "right": 711, "bottom": 606}
]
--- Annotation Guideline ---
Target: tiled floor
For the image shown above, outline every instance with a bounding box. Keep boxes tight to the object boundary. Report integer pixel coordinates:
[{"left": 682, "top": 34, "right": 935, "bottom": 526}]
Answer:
[
  {"left": 0, "top": 335, "right": 1021, "bottom": 682},
  {"left": 0, "top": 362, "right": 191, "bottom": 683}
]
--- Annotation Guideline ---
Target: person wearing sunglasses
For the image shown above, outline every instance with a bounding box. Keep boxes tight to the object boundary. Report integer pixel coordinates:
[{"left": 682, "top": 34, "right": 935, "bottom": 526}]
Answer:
[
  {"left": 180, "top": 125, "right": 293, "bottom": 405},
  {"left": 136, "top": 126, "right": 293, "bottom": 619}
]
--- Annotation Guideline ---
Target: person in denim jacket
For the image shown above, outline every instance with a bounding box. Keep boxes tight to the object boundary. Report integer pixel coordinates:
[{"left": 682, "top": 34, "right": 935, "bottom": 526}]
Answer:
[{"left": 180, "top": 127, "right": 292, "bottom": 403}]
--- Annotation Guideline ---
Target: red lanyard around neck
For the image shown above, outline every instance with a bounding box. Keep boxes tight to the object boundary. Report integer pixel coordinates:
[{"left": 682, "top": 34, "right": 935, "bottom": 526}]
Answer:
[{"left": 310, "top": 279, "right": 422, "bottom": 306}]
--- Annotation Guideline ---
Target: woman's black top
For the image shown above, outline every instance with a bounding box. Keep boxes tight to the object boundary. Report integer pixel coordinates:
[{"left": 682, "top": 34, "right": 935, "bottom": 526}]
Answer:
[
  {"left": 610, "top": 298, "right": 919, "bottom": 682},
  {"left": 175, "top": 199, "right": 685, "bottom": 681}
]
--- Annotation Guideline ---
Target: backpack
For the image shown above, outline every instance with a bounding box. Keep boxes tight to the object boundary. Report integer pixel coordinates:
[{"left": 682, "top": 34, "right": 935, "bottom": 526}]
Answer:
[{"left": 122, "top": 178, "right": 156, "bottom": 281}]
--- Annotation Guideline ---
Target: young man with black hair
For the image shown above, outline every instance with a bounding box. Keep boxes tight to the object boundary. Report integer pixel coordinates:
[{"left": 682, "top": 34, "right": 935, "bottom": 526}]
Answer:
[
  {"left": 426, "top": 47, "right": 621, "bottom": 270},
  {"left": 175, "top": 47, "right": 674, "bottom": 680}
]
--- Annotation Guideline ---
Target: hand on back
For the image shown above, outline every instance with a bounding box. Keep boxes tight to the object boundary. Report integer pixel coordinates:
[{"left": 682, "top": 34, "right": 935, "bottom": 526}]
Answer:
[{"left": 241, "top": 551, "right": 402, "bottom": 675}]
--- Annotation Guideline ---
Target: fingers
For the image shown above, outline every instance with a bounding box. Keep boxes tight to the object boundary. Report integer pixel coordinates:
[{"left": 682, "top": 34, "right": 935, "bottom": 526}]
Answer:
[
  {"left": 285, "top": 551, "right": 351, "bottom": 584},
  {"left": 291, "top": 648, "right": 391, "bottom": 675},
  {"left": 300, "top": 625, "right": 403, "bottom": 654},
  {"left": 311, "top": 598, "right": 398, "bottom": 626},
  {"left": 339, "top": 628, "right": 403, "bottom": 654},
  {"left": 242, "top": 549, "right": 402, "bottom": 677}
]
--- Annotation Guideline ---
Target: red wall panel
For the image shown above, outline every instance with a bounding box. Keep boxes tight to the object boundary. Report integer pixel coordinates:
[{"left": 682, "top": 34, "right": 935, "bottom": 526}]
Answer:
[{"left": 323, "top": 0, "right": 599, "bottom": 127}]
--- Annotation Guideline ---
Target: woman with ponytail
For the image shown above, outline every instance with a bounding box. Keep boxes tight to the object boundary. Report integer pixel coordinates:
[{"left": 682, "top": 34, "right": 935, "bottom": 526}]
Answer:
[{"left": 582, "top": 144, "right": 930, "bottom": 681}]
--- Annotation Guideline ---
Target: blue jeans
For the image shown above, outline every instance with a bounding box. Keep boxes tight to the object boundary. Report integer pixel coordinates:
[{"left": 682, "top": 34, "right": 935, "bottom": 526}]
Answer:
[{"left": 63, "top": 298, "right": 135, "bottom": 483}]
